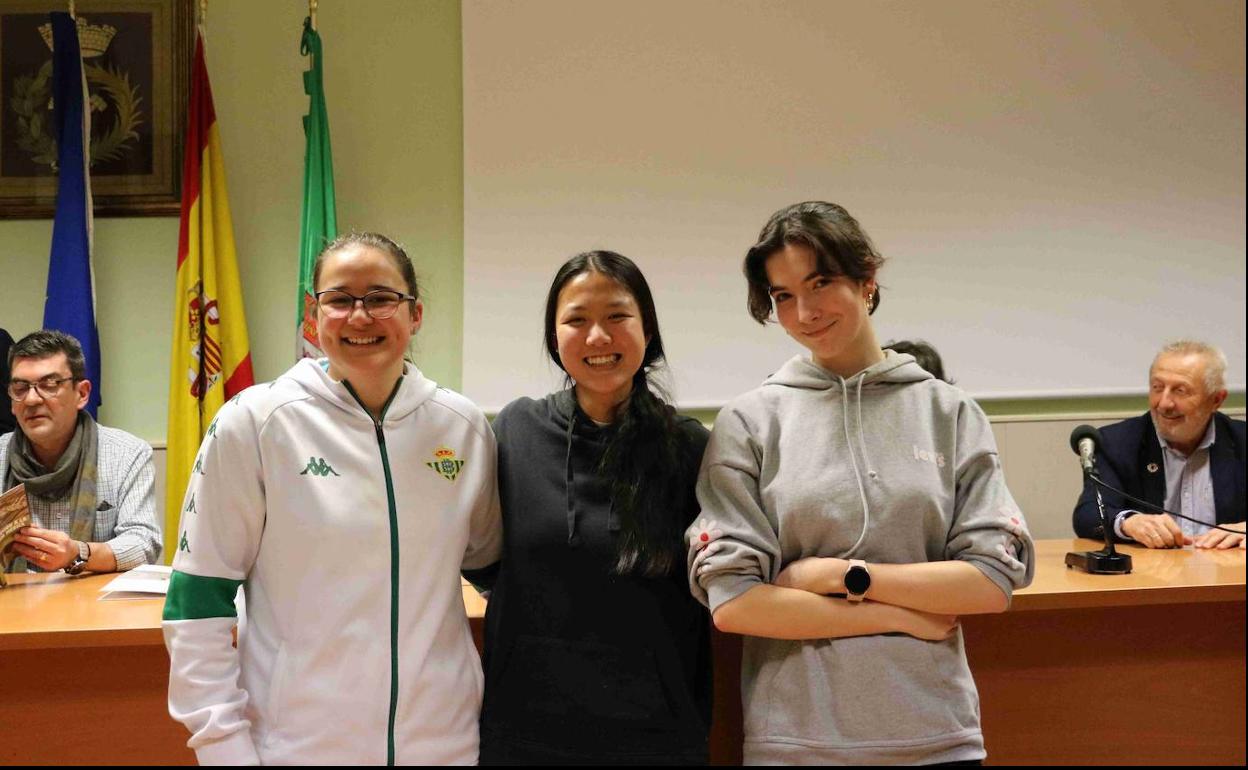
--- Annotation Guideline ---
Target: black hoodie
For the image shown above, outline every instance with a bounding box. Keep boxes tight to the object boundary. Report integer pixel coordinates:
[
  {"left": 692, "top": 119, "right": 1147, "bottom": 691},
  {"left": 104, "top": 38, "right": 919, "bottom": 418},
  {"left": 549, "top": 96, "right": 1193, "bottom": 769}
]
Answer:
[{"left": 479, "top": 390, "right": 711, "bottom": 765}]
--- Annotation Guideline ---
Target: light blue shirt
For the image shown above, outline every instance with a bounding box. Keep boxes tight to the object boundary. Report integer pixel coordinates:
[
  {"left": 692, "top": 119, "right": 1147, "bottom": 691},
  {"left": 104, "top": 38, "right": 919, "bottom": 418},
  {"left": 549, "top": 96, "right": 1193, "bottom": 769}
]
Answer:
[{"left": 1114, "top": 418, "right": 1217, "bottom": 539}]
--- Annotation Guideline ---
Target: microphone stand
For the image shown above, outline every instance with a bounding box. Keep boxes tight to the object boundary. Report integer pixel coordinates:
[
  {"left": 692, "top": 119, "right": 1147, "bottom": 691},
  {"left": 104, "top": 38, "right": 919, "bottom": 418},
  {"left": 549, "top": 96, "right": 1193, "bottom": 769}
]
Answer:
[{"left": 1065, "top": 468, "right": 1133, "bottom": 574}]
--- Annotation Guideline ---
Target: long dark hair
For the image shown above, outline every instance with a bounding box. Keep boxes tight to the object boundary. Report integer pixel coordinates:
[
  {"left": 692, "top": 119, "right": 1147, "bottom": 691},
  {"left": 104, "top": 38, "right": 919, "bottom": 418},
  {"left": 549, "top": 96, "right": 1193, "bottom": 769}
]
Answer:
[{"left": 544, "top": 251, "right": 689, "bottom": 578}]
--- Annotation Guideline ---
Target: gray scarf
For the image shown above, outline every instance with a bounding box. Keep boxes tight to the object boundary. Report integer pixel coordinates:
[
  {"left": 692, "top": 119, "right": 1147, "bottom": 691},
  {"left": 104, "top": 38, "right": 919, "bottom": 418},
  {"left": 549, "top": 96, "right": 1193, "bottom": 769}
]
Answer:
[{"left": 3, "top": 411, "right": 98, "bottom": 572}]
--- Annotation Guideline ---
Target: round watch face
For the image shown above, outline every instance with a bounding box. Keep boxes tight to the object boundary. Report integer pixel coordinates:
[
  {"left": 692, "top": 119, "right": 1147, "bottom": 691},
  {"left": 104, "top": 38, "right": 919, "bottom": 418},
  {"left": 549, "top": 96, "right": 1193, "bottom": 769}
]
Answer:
[{"left": 845, "top": 565, "right": 871, "bottom": 595}]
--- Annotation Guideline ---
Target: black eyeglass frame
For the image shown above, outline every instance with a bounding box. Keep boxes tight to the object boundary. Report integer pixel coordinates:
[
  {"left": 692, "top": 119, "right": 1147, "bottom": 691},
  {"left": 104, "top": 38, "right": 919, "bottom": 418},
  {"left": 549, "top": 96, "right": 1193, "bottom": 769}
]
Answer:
[{"left": 313, "top": 289, "right": 417, "bottom": 320}]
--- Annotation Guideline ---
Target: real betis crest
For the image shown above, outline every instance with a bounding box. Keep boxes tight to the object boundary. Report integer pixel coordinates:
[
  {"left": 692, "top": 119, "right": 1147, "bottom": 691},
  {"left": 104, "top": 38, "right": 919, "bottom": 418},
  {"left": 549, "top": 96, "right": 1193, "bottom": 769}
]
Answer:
[{"left": 426, "top": 447, "right": 465, "bottom": 482}]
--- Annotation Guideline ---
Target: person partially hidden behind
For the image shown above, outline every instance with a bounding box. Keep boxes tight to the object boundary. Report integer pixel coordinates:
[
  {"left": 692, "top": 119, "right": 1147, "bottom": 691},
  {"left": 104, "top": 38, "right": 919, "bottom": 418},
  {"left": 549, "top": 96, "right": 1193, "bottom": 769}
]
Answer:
[
  {"left": 0, "top": 330, "right": 161, "bottom": 574},
  {"left": 0, "top": 328, "right": 15, "bottom": 435},
  {"left": 1073, "top": 340, "right": 1245, "bottom": 550}
]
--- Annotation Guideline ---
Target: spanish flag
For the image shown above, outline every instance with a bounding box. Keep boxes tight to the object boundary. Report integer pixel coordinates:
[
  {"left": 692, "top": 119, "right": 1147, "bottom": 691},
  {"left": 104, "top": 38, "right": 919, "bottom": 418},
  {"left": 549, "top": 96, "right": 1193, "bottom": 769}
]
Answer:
[{"left": 164, "top": 33, "right": 254, "bottom": 563}]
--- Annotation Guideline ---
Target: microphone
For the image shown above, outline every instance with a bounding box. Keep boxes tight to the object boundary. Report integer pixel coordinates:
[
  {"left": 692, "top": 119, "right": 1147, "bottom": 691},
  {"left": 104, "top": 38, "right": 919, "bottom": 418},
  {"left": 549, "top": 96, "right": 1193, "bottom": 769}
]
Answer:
[
  {"left": 1069, "top": 424, "right": 1100, "bottom": 476},
  {"left": 1064, "top": 424, "right": 1132, "bottom": 575}
]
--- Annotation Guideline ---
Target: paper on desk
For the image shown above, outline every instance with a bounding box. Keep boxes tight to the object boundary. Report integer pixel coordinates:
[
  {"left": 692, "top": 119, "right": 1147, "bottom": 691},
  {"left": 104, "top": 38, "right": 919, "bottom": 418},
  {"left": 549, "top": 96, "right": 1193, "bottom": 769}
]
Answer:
[{"left": 98, "top": 564, "right": 173, "bottom": 600}]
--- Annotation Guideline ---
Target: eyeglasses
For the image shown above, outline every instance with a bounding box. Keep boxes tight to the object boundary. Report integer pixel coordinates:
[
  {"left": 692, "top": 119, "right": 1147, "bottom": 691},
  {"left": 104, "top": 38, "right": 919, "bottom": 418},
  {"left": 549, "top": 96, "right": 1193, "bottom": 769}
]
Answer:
[
  {"left": 7, "top": 376, "right": 77, "bottom": 401},
  {"left": 315, "top": 289, "right": 415, "bottom": 320}
]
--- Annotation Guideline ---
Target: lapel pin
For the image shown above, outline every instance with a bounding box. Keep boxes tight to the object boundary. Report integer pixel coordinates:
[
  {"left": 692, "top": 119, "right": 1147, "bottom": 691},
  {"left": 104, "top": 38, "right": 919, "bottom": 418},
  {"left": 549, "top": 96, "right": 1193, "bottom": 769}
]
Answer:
[{"left": 1146, "top": 463, "right": 1159, "bottom": 473}]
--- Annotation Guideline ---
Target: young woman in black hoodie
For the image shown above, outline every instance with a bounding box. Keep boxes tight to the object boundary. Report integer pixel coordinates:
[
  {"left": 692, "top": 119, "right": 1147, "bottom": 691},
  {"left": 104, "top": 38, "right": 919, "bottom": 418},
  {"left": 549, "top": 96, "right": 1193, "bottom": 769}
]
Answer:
[{"left": 478, "top": 251, "right": 711, "bottom": 765}]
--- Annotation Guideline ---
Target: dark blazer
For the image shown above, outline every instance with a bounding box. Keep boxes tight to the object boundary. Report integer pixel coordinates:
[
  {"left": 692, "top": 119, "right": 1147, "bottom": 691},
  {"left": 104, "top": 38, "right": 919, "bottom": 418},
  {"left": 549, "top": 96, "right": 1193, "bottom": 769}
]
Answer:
[{"left": 1072, "top": 411, "right": 1246, "bottom": 541}]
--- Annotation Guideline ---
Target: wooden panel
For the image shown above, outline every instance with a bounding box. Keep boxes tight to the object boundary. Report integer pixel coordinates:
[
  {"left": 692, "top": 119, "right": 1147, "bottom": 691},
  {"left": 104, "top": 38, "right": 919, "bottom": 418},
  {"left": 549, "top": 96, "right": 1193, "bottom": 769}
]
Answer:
[
  {"left": 2, "top": 645, "right": 195, "bottom": 766},
  {"left": 966, "top": 602, "right": 1246, "bottom": 765}
]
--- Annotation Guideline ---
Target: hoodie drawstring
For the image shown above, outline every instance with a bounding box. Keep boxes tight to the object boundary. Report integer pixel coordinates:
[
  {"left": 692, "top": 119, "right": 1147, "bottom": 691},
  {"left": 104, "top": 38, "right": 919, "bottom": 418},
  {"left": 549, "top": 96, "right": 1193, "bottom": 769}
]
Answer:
[
  {"left": 856, "top": 375, "right": 877, "bottom": 481},
  {"left": 564, "top": 405, "right": 580, "bottom": 546},
  {"left": 840, "top": 377, "right": 872, "bottom": 556}
]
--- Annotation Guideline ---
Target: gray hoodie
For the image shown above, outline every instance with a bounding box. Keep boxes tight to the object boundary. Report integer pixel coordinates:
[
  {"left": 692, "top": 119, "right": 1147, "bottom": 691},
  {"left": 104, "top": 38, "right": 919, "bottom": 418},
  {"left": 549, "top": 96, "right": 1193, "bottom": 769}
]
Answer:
[{"left": 688, "top": 351, "right": 1034, "bottom": 765}]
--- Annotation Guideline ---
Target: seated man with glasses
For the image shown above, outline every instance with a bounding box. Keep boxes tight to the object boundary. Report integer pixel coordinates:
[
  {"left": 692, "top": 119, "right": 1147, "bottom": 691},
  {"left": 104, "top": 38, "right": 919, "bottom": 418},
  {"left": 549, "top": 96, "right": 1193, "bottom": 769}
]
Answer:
[
  {"left": 1072, "top": 339, "right": 1245, "bottom": 549},
  {"left": 1, "top": 330, "right": 161, "bottom": 574}
]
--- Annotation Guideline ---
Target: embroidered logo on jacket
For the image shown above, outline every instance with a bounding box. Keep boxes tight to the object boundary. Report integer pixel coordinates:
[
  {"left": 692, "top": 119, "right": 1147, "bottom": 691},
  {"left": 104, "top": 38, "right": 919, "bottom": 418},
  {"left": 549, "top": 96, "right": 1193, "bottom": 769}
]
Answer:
[
  {"left": 300, "top": 457, "right": 340, "bottom": 477},
  {"left": 426, "top": 447, "right": 465, "bottom": 482}
]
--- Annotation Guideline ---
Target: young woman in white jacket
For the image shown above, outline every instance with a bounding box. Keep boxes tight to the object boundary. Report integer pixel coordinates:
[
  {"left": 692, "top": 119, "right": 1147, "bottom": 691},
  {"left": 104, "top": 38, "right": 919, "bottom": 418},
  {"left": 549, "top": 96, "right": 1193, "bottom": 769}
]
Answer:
[{"left": 163, "top": 233, "right": 502, "bottom": 765}]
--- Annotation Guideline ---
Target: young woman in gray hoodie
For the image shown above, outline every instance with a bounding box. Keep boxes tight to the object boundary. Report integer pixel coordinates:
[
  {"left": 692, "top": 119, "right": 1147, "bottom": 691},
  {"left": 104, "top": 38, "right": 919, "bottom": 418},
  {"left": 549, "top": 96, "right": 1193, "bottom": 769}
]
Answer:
[{"left": 688, "top": 201, "right": 1035, "bottom": 765}]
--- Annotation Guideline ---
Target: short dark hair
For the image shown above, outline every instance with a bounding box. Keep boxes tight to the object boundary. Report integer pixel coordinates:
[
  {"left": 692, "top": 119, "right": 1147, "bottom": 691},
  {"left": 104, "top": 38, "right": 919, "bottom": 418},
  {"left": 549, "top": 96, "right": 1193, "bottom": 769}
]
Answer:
[
  {"left": 9, "top": 330, "right": 87, "bottom": 380},
  {"left": 744, "top": 201, "right": 885, "bottom": 324},
  {"left": 883, "top": 339, "right": 950, "bottom": 383},
  {"left": 313, "top": 231, "right": 420, "bottom": 300}
]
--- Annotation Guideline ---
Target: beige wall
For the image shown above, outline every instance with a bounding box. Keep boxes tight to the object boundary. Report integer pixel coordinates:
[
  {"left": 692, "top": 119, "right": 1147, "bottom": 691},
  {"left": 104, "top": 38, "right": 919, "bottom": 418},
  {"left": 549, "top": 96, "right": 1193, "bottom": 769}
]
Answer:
[{"left": 0, "top": 0, "right": 464, "bottom": 443}]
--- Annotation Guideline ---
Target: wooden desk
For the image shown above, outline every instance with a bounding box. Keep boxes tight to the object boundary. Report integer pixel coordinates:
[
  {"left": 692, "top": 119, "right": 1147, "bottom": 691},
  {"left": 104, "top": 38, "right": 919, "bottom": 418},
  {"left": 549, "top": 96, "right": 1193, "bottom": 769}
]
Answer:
[
  {"left": 1, "top": 541, "right": 1242, "bottom": 765},
  {"left": 0, "top": 575, "right": 488, "bottom": 766},
  {"left": 966, "top": 539, "right": 1245, "bottom": 765},
  {"left": 0, "top": 573, "right": 192, "bottom": 765}
]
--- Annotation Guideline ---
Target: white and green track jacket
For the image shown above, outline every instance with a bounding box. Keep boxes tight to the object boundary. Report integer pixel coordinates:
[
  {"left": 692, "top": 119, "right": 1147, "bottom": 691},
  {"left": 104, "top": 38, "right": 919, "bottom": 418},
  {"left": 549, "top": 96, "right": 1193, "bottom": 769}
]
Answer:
[{"left": 163, "top": 359, "right": 502, "bottom": 765}]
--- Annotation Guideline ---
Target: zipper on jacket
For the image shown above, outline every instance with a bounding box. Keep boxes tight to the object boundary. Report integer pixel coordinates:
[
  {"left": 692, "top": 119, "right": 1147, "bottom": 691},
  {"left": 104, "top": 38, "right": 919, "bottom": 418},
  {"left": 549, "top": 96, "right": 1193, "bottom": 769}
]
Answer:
[{"left": 343, "top": 379, "right": 403, "bottom": 766}]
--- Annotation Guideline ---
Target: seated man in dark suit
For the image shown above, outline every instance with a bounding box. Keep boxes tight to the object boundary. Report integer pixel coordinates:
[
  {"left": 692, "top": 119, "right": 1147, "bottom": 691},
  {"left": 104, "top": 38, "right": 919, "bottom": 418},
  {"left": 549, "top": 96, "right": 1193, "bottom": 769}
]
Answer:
[{"left": 1073, "top": 340, "right": 1245, "bottom": 549}]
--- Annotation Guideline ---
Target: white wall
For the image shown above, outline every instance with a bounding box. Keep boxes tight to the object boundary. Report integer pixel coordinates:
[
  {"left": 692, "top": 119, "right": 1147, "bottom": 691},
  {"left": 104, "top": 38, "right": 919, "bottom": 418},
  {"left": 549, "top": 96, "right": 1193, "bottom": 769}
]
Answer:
[{"left": 462, "top": 0, "right": 1246, "bottom": 412}]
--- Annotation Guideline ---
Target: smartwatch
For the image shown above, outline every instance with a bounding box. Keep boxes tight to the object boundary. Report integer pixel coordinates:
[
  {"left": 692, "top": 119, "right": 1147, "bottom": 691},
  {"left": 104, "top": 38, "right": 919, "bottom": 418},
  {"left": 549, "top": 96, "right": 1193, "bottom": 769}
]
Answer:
[
  {"left": 65, "top": 541, "right": 91, "bottom": 575},
  {"left": 844, "top": 559, "right": 871, "bottom": 602}
]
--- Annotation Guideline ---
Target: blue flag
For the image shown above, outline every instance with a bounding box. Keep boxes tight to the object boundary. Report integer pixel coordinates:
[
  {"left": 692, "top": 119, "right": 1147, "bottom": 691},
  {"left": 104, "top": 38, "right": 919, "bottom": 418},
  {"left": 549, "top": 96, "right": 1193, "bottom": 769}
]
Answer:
[{"left": 43, "top": 12, "right": 101, "bottom": 417}]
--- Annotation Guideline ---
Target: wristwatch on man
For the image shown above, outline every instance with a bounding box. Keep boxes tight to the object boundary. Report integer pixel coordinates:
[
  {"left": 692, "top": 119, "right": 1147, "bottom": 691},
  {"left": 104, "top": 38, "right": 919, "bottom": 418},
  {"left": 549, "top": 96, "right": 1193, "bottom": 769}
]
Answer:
[
  {"left": 65, "top": 540, "right": 91, "bottom": 575},
  {"left": 844, "top": 559, "right": 871, "bottom": 602}
]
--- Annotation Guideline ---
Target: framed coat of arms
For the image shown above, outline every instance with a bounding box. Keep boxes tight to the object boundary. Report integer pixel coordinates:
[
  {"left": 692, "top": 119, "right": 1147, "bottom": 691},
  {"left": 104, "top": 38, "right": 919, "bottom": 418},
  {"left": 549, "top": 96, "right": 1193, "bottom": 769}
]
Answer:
[{"left": 0, "top": 0, "right": 193, "bottom": 218}]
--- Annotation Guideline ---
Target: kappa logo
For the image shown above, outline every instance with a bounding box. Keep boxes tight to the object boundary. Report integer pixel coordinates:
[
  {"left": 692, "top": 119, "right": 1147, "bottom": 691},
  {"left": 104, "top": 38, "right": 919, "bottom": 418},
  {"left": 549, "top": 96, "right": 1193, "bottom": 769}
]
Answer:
[
  {"left": 426, "top": 447, "right": 465, "bottom": 482},
  {"left": 300, "top": 457, "right": 340, "bottom": 477},
  {"left": 912, "top": 444, "right": 946, "bottom": 468}
]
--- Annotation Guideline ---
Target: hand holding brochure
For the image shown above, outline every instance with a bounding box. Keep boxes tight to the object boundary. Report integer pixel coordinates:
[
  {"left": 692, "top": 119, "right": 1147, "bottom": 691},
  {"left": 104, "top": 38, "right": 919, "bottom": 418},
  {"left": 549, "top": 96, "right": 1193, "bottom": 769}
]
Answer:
[{"left": 0, "top": 484, "right": 33, "bottom": 587}]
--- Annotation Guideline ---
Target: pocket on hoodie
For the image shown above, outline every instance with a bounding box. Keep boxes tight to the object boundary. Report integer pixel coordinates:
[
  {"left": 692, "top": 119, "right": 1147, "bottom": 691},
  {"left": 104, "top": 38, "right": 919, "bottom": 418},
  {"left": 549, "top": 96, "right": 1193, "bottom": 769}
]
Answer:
[
  {"left": 757, "top": 634, "right": 977, "bottom": 744},
  {"left": 494, "top": 634, "right": 676, "bottom": 727},
  {"left": 260, "top": 642, "right": 291, "bottom": 750}
]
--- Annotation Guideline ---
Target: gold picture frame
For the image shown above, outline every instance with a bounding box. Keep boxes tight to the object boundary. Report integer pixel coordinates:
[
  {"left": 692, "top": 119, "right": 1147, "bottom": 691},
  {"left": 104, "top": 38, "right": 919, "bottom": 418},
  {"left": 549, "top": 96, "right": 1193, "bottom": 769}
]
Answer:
[{"left": 0, "top": 0, "right": 192, "bottom": 218}]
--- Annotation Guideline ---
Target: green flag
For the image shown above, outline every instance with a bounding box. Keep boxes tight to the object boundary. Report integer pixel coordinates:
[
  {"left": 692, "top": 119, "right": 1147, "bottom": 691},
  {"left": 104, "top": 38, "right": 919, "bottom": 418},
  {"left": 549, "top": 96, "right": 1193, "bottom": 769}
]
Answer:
[{"left": 297, "top": 16, "right": 337, "bottom": 359}]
